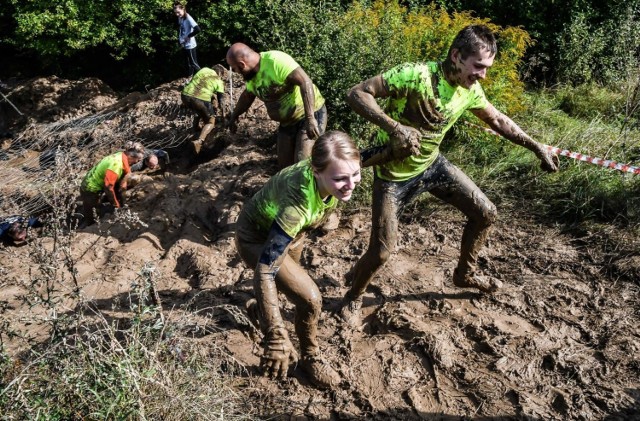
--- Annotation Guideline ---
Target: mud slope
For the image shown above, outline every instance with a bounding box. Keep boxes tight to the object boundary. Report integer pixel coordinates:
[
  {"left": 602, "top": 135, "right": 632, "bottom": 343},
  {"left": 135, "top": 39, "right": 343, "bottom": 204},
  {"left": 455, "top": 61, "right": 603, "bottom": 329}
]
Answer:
[{"left": 0, "top": 74, "right": 638, "bottom": 420}]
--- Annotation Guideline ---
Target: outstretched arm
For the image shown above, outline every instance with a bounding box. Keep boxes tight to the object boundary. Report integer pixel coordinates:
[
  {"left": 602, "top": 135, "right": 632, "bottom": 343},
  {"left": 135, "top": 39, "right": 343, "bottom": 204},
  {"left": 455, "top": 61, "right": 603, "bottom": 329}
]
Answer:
[
  {"left": 286, "top": 67, "right": 320, "bottom": 139},
  {"left": 472, "top": 103, "right": 559, "bottom": 172}
]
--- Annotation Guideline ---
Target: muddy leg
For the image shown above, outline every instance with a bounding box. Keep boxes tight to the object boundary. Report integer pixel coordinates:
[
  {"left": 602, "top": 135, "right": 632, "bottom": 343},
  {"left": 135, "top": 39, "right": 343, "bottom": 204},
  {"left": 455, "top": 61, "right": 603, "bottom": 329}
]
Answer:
[
  {"left": 294, "top": 128, "right": 314, "bottom": 164},
  {"left": 346, "top": 177, "right": 399, "bottom": 299},
  {"left": 287, "top": 233, "right": 306, "bottom": 265},
  {"left": 80, "top": 189, "right": 101, "bottom": 226},
  {"left": 429, "top": 161, "right": 499, "bottom": 291},
  {"left": 277, "top": 127, "right": 296, "bottom": 169},
  {"left": 274, "top": 258, "right": 320, "bottom": 357},
  {"left": 277, "top": 258, "right": 340, "bottom": 388},
  {"left": 198, "top": 116, "right": 216, "bottom": 141}
]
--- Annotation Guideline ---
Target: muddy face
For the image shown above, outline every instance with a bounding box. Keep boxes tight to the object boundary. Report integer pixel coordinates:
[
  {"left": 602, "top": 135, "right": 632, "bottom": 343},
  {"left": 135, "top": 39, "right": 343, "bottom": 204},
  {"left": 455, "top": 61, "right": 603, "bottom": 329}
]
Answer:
[{"left": 447, "top": 48, "right": 495, "bottom": 89}]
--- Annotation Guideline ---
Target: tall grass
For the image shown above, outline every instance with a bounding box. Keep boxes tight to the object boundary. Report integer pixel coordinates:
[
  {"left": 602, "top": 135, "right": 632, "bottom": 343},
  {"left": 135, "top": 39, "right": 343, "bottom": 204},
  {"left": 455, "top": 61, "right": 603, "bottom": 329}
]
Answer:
[{"left": 440, "top": 84, "right": 640, "bottom": 228}]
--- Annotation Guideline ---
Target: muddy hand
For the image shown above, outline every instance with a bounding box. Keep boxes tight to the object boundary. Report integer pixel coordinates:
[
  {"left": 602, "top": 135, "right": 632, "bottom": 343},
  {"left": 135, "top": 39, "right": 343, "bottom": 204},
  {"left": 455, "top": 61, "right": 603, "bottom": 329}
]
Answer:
[
  {"left": 305, "top": 116, "right": 320, "bottom": 140},
  {"left": 537, "top": 146, "right": 559, "bottom": 172},
  {"left": 261, "top": 327, "right": 299, "bottom": 379},
  {"left": 390, "top": 123, "right": 421, "bottom": 159}
]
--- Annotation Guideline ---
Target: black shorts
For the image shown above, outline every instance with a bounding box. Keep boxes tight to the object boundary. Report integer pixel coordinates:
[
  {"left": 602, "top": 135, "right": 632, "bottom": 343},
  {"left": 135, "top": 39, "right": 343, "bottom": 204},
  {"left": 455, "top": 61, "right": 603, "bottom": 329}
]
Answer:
[{"left": 181, "top": 94, "right": 214, "bottom": 122}]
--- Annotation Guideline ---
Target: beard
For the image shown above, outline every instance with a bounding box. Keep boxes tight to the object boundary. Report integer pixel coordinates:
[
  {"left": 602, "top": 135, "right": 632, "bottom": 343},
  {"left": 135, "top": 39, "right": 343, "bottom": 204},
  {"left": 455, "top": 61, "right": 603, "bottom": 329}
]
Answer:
[{"left": 242, "top": 68, "right": 258, "bottom": 81}]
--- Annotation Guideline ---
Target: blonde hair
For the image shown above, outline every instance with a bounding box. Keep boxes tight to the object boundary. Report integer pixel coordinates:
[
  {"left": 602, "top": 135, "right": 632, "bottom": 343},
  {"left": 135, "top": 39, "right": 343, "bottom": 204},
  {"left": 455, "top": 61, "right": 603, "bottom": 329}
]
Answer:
[{"left": 311, "top": 131, "right": 360, "bottom": 172}]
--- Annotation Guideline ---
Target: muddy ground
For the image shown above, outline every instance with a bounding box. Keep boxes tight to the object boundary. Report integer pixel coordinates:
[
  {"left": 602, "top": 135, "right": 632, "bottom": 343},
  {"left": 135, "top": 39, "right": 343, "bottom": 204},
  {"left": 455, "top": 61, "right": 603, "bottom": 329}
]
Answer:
[{"left": 0, "top": 73, "right": 639, "bottom": 420}]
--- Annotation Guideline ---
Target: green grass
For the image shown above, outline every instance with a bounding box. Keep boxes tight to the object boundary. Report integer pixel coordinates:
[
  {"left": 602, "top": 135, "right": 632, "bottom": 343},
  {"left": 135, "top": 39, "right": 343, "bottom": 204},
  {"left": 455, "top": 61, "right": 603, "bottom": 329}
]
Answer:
[{"left": 0, "top": 265, "right": 254, "bottom": 421}]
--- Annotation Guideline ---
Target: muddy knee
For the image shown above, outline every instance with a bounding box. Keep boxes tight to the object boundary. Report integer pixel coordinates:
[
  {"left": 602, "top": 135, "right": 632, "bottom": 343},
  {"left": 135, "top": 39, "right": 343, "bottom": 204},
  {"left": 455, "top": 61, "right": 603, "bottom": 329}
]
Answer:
[
  {"left": 469, "top": 198, "right": 497, "bottom": 229},
  {"left": 297, "top": 295, "right": 322, "bottom": 320}
]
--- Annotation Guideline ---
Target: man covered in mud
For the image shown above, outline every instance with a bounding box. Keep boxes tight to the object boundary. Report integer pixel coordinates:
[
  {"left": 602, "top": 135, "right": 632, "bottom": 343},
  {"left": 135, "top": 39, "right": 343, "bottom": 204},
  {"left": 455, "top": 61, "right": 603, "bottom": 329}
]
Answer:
[
  {"left": 235, "top": 131, "right": 361, "bottom": 389},
  {"left": 339, "top": 25, "right": 559, "bottom": 325},
  {"left": 181, "top": 67, "right": 226, "bottom": 154},
  {"left": 225, "top": 43, "right": 327, "bottom": 168},
  {"left": 79, "top": 143, "right": 144, "bottom": 226}
]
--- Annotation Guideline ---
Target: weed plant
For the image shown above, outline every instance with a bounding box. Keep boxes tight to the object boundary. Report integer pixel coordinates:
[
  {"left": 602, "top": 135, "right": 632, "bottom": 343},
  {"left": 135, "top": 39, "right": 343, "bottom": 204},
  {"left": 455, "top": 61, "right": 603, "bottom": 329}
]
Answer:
[{"left": 0, "top": 197, "right": 253, "bottom": 419}]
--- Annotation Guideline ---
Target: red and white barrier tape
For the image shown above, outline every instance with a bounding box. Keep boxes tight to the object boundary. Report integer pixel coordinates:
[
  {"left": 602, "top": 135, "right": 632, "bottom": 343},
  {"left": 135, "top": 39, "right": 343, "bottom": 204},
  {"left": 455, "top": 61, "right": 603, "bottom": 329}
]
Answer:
[{"left": 465, "top": 122, "right": 640, "bottom": 175}]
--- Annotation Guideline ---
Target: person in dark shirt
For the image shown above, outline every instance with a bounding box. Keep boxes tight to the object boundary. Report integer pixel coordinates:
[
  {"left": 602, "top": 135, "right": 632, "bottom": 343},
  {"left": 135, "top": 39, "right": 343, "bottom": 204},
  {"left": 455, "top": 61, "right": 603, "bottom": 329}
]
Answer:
[{"left": 0, "top": 216, "right": 42, "bottom": 245}]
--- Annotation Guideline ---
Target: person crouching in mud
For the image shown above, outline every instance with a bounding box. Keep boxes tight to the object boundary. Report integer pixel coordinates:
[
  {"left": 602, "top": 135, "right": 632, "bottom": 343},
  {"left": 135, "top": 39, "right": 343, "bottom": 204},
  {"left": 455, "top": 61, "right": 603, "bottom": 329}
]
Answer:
[
  {"left": 235, "top": 131, "right": 361, "bottom": 389},
  {"left": 338, "top": 25, "right": 559, "bottom": 327}
]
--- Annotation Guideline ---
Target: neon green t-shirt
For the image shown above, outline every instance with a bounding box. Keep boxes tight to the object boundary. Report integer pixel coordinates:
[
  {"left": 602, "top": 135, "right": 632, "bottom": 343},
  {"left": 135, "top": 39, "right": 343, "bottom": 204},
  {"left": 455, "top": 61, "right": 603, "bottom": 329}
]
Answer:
[
  {"left": 245, "top": 51, "right": 325, "bottom": 127},
  {"left": 375, "top": 62, "right": 488, "bottom": 181},
  {"left": 240, "top": 159, "right": 337, "bottom": 239},
  {"left": 82, "top": 152, "right": 126, "bottom": 193},
  {"left": 182, "top": 67, "right": 225, "bottom": 102}
]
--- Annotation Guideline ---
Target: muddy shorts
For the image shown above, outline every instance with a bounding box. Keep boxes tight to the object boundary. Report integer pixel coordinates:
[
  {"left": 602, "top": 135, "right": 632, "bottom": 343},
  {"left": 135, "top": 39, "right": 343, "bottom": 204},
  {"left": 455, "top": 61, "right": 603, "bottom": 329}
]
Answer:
[
  {"left": 277, "top": 105, "right": 327, "bottom": 138},
  {"left": 181, "top": 93, "right": 214, "bottom": 122},
  {"left": 380, "top": 154, "right": 477, "bottom": 216}
]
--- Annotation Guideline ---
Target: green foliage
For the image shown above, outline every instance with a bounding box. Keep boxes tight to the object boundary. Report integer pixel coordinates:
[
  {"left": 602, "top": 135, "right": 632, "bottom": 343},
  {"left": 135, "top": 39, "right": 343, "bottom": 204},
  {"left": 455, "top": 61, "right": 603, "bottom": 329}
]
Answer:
[
  {"left": 555, "top": 84, "right": 626, "bottom": 121},
  {"left": 7, "top": 0, "right": 175, "bottom": 59},
  {"left": 556, "top": 2, "right": 640, "bottom": 87}
]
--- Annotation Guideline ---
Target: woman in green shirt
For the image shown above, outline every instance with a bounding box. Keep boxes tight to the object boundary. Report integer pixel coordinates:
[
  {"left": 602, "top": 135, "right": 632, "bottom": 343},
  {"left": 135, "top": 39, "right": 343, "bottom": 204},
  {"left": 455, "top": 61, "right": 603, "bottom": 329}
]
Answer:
[{"left": 235, "top": 131, "right": 361, "bottom": 389}]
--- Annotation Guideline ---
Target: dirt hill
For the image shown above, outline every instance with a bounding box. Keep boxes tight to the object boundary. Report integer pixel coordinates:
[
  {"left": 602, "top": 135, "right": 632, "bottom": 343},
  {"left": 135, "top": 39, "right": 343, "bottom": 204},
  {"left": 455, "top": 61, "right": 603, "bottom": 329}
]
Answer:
[{"left": 0, "top": 73, "right": 638, "bottom": 420}]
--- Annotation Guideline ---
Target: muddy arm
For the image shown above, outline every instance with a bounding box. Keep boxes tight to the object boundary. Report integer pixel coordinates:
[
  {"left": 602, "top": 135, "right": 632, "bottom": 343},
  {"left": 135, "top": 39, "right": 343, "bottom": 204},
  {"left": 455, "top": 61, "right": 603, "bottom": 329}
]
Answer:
[
  {"left": 472, "top": 104, "right": 558, "bottom": 172},
  {"left": 346, "top": 75, "right": 398, "bottom": 134},
  {"left": 227, "top": 89, "right": 256, "bottom": 132},
  {"left": 103, "top": 169, "right": 121, "bottom": 208},
  {"left": 286, "top": 67, "right": 319, "bottom": 139},
  {"left": 254, "top": 222, "right": 293, "bottom": 331},
  {"left": 216, "top": 92, "right": 227, "bottom": 119}
]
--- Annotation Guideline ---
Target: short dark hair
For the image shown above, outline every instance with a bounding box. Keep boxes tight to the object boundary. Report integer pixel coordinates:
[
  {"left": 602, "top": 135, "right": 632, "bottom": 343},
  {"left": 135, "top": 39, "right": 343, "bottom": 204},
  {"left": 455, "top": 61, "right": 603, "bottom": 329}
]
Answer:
[{"left": 448, "top": 25, "right": 497, "bottom": 60}]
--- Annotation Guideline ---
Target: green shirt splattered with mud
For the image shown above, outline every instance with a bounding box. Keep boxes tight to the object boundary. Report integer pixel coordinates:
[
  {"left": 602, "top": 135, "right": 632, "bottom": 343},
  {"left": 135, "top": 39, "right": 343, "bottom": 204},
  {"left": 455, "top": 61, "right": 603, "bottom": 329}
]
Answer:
[
  {"left": 245, "top": 51, "right": 325, "bottom": 127},
  {"left": 376, "top": 62, "right": 488, "bottom": 181},
  {"left": 238, "top": 159, "right": 336, "bottom": 241},
  {"left": 182, "top": 67, "right": 224, "bottom": 102}
]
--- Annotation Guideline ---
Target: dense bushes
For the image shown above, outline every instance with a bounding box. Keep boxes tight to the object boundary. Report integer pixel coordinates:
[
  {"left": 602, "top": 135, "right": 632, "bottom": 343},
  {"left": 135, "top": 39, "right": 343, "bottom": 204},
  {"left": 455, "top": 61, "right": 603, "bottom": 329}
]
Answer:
[{"left": 205, "top": 0, "right": 531, "bottom": 135}]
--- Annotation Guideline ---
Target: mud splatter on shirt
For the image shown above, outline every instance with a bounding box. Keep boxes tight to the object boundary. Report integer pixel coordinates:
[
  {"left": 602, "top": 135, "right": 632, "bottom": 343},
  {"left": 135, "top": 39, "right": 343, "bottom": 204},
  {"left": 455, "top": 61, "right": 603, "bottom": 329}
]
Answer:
[
  {"left": 182, "top": 68, "right": 224, "bottom": 102},
  {"left": 245, "top": 51, "right": 324, "bottom": 127},
  {"left": 377, "top": 62, "right": 488, "bottom": 181},
  {"left": 239, "top": 159, "right": 336, "bottom": 240}
]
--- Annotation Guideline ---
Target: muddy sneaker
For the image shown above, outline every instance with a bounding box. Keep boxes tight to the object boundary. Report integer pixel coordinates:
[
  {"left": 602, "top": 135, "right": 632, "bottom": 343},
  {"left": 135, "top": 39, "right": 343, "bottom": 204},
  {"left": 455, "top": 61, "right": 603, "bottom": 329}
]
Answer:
[
  {"left": 452, "top": 269, "right": 502, "bottom": 293},
  {"left": 299, "top": 354, "right": 341, "bottom": 389},
  {"left": 338, "top": 294, "right": 363, "bottom": 328},
  {"left": 192, "top": 139, "right": 203, "bottom": 154}
]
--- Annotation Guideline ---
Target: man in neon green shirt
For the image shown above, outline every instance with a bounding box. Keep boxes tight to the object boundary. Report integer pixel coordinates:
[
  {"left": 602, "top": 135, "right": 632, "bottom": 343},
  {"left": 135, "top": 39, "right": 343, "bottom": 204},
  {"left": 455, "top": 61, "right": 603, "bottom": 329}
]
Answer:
[
  {"left": 79, "top": 144, "right": 144, "bottom": 226},
  {"left": 181, "top": 67, "right": 226, "bottom": 154},
  {"left": 339, "top": 25, "right": 559, "bottom": 326},
  {"left": 226, "top": 43, "right": 327, "bottom": 168}
]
